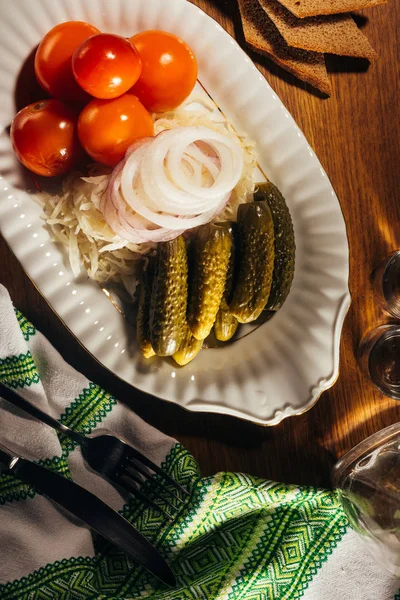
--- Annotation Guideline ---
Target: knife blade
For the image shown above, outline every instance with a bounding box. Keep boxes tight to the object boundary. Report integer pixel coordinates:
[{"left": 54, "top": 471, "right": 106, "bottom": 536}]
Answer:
[{"left": 0, "top": 445, "right": 175, "bottom": 587}]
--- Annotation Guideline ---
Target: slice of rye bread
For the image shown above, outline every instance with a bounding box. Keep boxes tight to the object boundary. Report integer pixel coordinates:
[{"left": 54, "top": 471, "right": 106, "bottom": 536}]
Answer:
[
  {"left": 237, "top": 0, "right": 331, "bottom": 95},
  {"left": 277, "top": 0, "right": 387, "bottom": 19},
  {"left": 259, "top": 0, "right": 377, "bottom": 60}
]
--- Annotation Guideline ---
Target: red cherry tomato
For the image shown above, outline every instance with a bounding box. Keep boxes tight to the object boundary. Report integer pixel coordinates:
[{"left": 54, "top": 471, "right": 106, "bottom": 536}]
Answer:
[
  {"left": 10, "top": 100, "right": 81, "bottom": 177},
  {"left": 72, "top": 33, "right": 142, "bottom": 100},
  {"left": 77, "top": 94, "right": 154, "bottom": 167},
  {"left": 35, "top": 21, "right": 100, "bottom": 103},
  {"left": 129, "top": 30, "right": 198, "bottom": 112}
]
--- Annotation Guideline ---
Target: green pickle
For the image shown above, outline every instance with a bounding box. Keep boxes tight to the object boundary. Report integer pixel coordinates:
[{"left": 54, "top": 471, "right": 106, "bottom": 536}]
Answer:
[
  {"left": 254, "top": 181, "right": 295, "bottom": 310},
  {"left": 214, "top": 223, "right": 238, "bottom": 342},
  {"left": 136, "top": 257, "right": 156, "bottom": 359},
  {"left": 187, "top": 223, "right": 233, "bottom": 341},
  {"left": 229, "top": 201, "right": 275, "bottom": 323},
  {"left": 149, "top": 235, "right": 188, "bottom": 356},
  {"left": 173, "top": 326, "right": 203, "bottom": 366}
]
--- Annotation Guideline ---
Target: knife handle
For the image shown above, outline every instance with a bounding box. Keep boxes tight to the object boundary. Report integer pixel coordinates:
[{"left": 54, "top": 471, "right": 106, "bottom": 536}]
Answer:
[{"left": 12, "top": 458, "right": 110, "bottom": 520}]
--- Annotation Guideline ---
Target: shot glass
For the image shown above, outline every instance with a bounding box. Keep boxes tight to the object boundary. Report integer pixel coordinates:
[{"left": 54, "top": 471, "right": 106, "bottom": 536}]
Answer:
[
  {"left": 372, "top": 251, "right": 400, "bottom": 319},
  {"left": 332, "top": 423, "right": 400, "bottom": 577},
  {"left": 359, "top": 324, "right": 400, "bottom": 400}
]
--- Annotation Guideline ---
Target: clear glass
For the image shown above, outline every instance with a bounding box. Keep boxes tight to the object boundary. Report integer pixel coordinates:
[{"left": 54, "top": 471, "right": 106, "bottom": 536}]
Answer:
[
  {"left": 359, "top": 324, "right": 400, "bottom": 400},
  {"left": 332, "top": 423, "right": 400, "bottom": 576},
  {"left": 372, "top": 251, "right": 400, "bottom": 319}
]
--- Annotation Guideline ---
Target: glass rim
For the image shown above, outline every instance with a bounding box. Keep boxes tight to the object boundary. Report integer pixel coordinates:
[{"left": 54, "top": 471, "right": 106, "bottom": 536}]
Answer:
[
  {"left": 369, "top": 327, "right": 400, "bottom": 400},
  {"left": 382, "top": 251, "right": 400, "bottom": 307},
  {"left": 332, "top": 422, "right": 400, "bottom": 488},
  {"left": 359, "top": 324, "right": 400, "bottom": 401}
]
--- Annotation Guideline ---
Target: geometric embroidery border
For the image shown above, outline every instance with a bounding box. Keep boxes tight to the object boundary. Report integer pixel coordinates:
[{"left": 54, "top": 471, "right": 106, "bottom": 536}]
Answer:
[
  {"left": 0, "top": 351, "right": 39, "bottom": 389},
  {"left": 58, "top": 382, "right": 117, "bottom": 458}
]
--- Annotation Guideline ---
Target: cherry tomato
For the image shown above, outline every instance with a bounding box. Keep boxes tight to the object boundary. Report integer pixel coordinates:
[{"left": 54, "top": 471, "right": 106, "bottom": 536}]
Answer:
[
  {"left": 35, "top": 21, "right": 100, "bottom": 103},
  {"left": 10, "top": 100, "right": 81, "bottom": 177},
  {"left": 129, "top": 30, "right": 198, "bottom": 112},
  {"left": 72, "top": 34, "right": 142, "bottom": 100},
  {"left": 77, "top": 94, "right": 154, "bottom": 167}
]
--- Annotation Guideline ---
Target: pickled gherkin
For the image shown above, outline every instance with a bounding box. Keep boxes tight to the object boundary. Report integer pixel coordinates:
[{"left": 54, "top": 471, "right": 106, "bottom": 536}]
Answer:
[
  {"left": 254, "top": 181, "right": 295, "bottom": 310},
  {"left": 187, "top": 223, "right": 233, "bottom": 341},
  {"left": 137, "top": 257, "right": 156, "bottom": 359},
  {"left": 173, "top": 326, "right": 203, "bottom": 366},
  {"left": 214, "top": 223, "right": 238, "bottom": 342},
  {"left": 229, "top": 201, "right": 275, "bottom": 323},
  {"left": 214, "top": 306, "right": 238, "bottom": 342},
  {"left": 149, "top": 235, "right": 188, "bottom": 356}
]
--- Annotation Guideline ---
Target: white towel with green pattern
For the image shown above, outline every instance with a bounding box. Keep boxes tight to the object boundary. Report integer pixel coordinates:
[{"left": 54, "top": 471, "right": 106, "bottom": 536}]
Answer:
[{"left": 0, "top": 284, "right": 398, "bottom": 600}]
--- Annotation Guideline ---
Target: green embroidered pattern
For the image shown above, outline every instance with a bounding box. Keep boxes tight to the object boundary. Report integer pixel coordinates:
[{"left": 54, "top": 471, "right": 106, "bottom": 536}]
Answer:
[
  {"left": 58, "top": 382, "right": 117, "bottom": 457},
  {"left": 0, "top": 351, "right": 39, "bottom": 388},
  {"left": 14, "top": 309, "right": 36, "bottom": 341},
  {"left": 0, "top": 444, "right": 348, "bottom": 600},
  {"left": 0, "top": 456, "right": 70, "bottom": 505},
  {"left": 0, "top": 556, "right": 98, "bottom": 600}
]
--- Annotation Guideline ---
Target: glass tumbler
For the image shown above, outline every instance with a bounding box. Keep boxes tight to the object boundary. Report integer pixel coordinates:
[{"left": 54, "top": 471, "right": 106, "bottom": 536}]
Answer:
[
  {"left": 359, "top": 324, "right": 400, "bottom": 400},
  {"left": 372, "top": 251, "right": 400, "bottom": 319},
  {"left": 332, "top": 423, "right": 400, "bottom": 576}
]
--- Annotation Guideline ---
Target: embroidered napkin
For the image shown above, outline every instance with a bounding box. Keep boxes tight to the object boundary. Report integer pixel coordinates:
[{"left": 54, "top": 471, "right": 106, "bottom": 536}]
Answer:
[{"left": 0, "top": 284, "right": 398, "bottom": 599}]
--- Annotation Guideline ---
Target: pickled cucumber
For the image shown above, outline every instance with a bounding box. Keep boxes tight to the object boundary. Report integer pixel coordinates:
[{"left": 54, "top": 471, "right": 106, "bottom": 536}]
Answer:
[
  {"left": 254, "top": 181, "right": 295, "bottom": 310},
  {"left": 229, "top": 201, "right": 275, "bottom": 323},
  {"left": 173, "top": 326, "right": 203, "bottom": 366},
  {"left": 150, "top": 235, "right": 188, "bottom": 356},
  {"left": 214, "top": 223, "right": 238, "bottom": 341},
  {"left": 187, "top": 223, "right": 233, "bottom": 341},
  {"left": 137, "top": 257, "right": 155, "bottom": 359}
]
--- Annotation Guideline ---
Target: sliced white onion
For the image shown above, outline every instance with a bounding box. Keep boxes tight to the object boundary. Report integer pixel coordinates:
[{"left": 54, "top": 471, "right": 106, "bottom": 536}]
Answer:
[
  {"left": 103, "top": 157, "right": 185, "bottom": 243},
  {"left": 167, "top": 138, "right": 242, "bottom": 198},
  {"left": 139, "top": 129, "right": 233, "bottom": 209},
  {"left": 103, "top": 125, "right": 244, "bottom": 243},
  {"left": 185, "top": 143, "right": 220, "bottom": 181},
  {"left": 124, "top": 155, "right": 222, "bottom": 219}
]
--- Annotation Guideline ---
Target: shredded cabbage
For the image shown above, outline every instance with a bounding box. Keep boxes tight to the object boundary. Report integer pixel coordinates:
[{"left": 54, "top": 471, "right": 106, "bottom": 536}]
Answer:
[
  {"left": 36, "top": 98, "right": 256, "bottom": 292},
  {"left": 36, "top": 167, "right": 155, "bottom": 290}
]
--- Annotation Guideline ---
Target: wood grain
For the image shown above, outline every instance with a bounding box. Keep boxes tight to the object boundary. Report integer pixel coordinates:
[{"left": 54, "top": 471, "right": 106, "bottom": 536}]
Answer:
[{"left": 1, "top": 0, "right": 400, "bottom": 488}]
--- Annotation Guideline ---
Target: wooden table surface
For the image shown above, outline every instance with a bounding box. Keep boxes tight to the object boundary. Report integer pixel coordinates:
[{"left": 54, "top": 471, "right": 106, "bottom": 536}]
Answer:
[{"left": 1, "top": 0, "right": 400, "bottom": 488}]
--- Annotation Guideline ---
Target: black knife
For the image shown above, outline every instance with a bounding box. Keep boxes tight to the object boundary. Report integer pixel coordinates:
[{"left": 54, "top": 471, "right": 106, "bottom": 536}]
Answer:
[{"left": 0, "top": 445, "right": 175, "bottom": 587}]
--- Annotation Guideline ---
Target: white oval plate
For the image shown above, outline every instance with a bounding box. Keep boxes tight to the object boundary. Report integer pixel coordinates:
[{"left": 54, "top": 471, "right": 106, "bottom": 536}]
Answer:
[{"left": 0, "top": 0, "right": 350, "bottom": 425}]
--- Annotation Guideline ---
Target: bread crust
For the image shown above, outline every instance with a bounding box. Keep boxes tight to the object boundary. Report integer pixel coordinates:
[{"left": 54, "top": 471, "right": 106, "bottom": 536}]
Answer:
[
  {"left": 277, "top": 0, "right": 387, "bottom": 19},
  {"left": 259, "top": 0, "right": 377, "bottom": 60}
]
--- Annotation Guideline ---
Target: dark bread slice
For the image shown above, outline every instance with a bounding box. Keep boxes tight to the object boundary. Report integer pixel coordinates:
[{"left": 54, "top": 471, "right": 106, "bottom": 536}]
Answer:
[
  {"left": 259, "top": 0, "right": 377, "bottom": 60},
  {"left": 277, "top": 0, "right": 387, "bottom": 18},
  {"left": 238, "top": 0, "right": 331, "bottom": 94}
]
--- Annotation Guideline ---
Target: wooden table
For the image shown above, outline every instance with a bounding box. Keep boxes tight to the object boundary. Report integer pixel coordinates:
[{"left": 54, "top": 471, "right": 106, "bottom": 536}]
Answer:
[{"left": 1, "top": 0, "right": 400, "bottom": 488}]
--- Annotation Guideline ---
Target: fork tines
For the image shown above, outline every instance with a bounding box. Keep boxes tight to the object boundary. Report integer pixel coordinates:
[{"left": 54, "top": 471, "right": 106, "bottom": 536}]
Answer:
[
  {"left": 118, "top": 472, "right": 174, "bottom": 521},
  {"left": 124, "top": 447, "right": 189, "bottom": 496}
]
